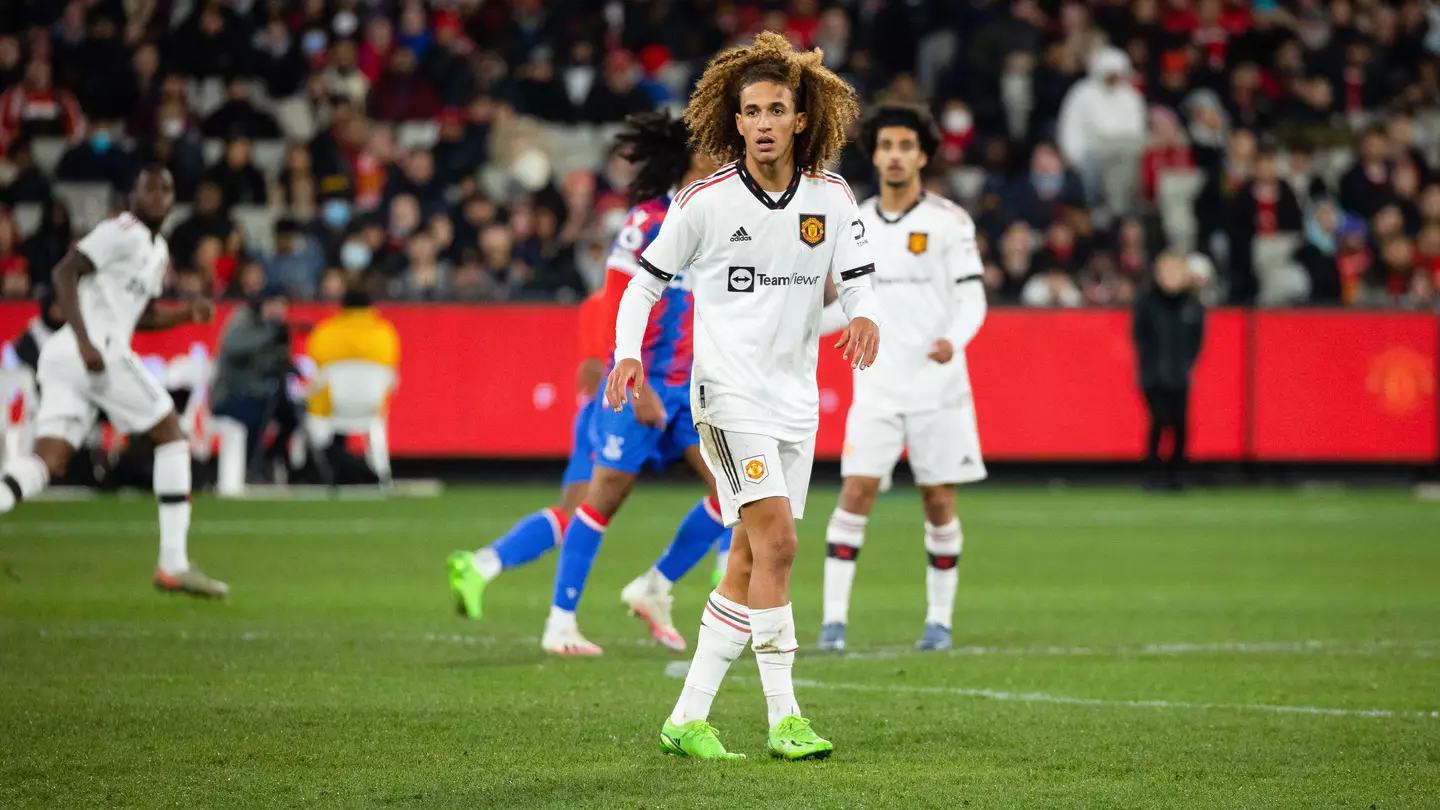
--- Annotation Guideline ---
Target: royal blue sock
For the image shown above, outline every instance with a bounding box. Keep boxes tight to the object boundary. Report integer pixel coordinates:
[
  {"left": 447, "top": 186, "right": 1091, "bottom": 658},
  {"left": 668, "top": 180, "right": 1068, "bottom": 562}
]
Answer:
[
  {"left": 655, "top": 496, "right": 727, "bottom": 583},
  {"left": 484, "top": 507, "right": 566, "bottom": 571},
  {"left": 552, "top": 504, "right": 607, "bottom": 611}
]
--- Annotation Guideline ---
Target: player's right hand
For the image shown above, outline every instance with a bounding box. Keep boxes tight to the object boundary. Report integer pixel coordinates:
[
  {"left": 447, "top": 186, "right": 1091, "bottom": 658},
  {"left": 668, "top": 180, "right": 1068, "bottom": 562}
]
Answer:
[
  {"left": 79, "top": 341, "right": 106, "bottom": 373},
  {"left": 605, "top": 357, "right": 645, "bottom": 412}
]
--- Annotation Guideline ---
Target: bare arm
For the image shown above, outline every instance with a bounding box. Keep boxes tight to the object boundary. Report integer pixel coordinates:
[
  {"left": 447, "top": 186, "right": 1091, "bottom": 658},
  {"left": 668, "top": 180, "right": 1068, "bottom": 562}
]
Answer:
[
  {"left": 136, "top": 299, "right": 213, "bottom": 332},
  {"left": 51, "top": 250, "right": 97, "bottom": 350}
]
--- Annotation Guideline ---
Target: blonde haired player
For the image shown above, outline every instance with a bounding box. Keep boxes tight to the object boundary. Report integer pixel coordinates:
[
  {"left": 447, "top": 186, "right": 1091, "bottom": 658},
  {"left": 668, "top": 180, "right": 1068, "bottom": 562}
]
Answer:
[
  {"left": 607, "top": 32, "right": 880, "bottom": 760},
  {"left": 817, "top": 104, "right": 988, "bottom": 652},
  {"left": 0, "top": 166, "right": 227, "bottom": 597}
]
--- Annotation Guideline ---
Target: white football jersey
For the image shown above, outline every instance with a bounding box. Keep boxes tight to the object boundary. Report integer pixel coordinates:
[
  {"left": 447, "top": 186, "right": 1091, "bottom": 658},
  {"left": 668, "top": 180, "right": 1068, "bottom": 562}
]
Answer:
[
  {"left": 74, "top": 213, "right": 170, "bottom": 345},
  {"left": 854, "top": 193, "right": 984, "bottom": 413},
  {"left": 638, "top": 162, "right": 878, "bottom": 442}
]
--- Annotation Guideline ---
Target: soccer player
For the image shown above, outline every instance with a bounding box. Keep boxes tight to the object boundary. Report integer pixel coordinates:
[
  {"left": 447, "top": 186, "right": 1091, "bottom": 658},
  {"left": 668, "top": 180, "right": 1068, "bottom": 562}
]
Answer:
[
  {"left": 0, "top": 166, "right": 227, "bottom": 597},
  {"left": 608, "top": 32, "right": 881, "bottom": 761},
  {"left": 447, "top": 112, "right": 729, "bottom": 655},
  {"left": 816, "top": 104, "right": 988, "bottom": 653}
]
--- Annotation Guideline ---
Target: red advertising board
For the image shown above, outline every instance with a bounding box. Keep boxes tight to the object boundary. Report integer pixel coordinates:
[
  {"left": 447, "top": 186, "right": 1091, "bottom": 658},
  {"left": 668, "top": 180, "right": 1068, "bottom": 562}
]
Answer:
[
  {"left": 0, "top": 304, "right": 1434, "bottom": 462},
  {"left": 1252, "top": 311, "right": 1438, "bottom": 461}
]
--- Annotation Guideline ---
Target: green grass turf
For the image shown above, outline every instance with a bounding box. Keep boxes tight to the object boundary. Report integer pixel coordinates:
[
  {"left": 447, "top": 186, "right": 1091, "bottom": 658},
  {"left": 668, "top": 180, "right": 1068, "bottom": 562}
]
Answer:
[{"left": 1, "top": 486, "right": 1438, "bottom": 809}]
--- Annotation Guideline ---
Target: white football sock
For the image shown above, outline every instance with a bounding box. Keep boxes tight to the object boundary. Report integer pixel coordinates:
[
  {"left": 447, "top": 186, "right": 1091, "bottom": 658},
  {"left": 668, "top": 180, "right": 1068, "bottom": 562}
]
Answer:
[
  {"left": 669, "top": 590, "right": 749, "bottom": 725},
  {"left": 645, "top": 566, "right": 672, "bottom": 593},
  {"left": 546, "top": 605, "right": 577, "bottom": 632},
  {"left": 713, "top": 550, "right": 729, "bottom": 580},
  {"left": 924, "top": 519, "right": 963, "bottom": 628},
  {"left": 822, "top": 508, "right": 867, "bottom": 625},
  {"left": 751, "top": 602, "right": 801, "bottom": 727},
  {"left": 472, "top": 548, "right": 503, "bottom": 582},
  {"left": 154, "top": 440, "right": 192, "bottom": 575},
  {"left": 0, "top": 454, "right": 50, "bottom": 513}
]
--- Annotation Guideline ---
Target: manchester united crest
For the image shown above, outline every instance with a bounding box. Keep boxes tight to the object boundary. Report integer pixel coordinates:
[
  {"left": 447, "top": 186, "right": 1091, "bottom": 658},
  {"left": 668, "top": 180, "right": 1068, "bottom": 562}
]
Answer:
[
  {"left": 908, "top": 232, "right": 929, "bottom": 254},
  {"left": 799, "top": 214, "right": 826, "bottom": 248}
]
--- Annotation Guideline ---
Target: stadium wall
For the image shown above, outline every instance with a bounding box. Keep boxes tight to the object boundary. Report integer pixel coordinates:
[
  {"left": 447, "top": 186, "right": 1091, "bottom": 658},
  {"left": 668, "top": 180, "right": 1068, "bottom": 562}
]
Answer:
[{"left": 1, "top": 304, "right": 1435, "bottom": 463}]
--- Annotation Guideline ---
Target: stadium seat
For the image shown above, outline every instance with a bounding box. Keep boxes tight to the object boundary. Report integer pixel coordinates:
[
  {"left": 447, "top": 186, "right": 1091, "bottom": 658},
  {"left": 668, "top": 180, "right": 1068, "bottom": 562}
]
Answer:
[
  {"left": 1252, "top": 233, "right": 1303, "bottom": 306},
  {"left": 202, "top": 138, "right": 225, "bottom": 167},
  {"left": 397, "top": 121, "right": 439, "bottom": 150},
  {"left": 30, "top": 137, "right": 67, "bottom": 176},
  {"left": 53, "top": 182, "right": 113, "bottom": 232},
  {"left": 11, "top": 202, "right": 42, "bottom": 238},
  {"left": 163, "top": 203, "right": 192, "bottom": 236},
  {"left": 251, "top": 140, "right": 287, "bottom": 181},
  {"left": 233, "top": 205, "right": 277, "bottom": 255},
  {"left": 274, "top": 97, "right": 316, "bottom": 142},
  {"left": 305, "top": 361, "right": 397, "bottom": 485},
  {"left": 1158, "top": 170, "right": 1204, "bottom": 254}
]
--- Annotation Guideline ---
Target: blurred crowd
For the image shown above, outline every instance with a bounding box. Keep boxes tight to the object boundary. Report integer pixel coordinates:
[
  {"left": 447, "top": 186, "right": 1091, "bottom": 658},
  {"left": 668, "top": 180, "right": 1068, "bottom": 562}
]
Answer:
[{"left": 0, "top": 0, "right": 1437, "bottom": 310}]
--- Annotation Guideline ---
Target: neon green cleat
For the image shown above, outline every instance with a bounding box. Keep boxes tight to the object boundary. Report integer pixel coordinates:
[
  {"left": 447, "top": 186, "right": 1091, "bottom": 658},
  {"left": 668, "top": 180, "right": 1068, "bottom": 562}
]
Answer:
[
  {"left": 659, "top": 719, "right": 745, "bottom": 760},
  {"left": 446, "top": 551, "right": 486, "bottom": 619},
  {"left": 767, "top": 715, "right": 834, "bottom": 761},
  {"left": 710, "top": 568, "right": 723, "bottom": 588}
]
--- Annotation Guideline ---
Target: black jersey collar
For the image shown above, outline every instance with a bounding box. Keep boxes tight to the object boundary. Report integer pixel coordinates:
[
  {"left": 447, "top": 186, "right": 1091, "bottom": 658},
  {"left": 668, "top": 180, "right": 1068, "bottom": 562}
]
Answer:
[
  {"left": 875, "top": 191, "right": 926, "bottom": 225},
  {"left": 735, "top": 160, "right": 802, "bottom": 210}
]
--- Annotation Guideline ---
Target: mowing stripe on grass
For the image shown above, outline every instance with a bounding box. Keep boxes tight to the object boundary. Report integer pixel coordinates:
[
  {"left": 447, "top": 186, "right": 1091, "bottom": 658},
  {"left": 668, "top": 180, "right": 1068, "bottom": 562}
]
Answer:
[
  {"left": 660, "top": 662, "right": 1440, "bottom": 721},
  {"left": 837, "top": 639, "right": 1440, "bottom": 660}
]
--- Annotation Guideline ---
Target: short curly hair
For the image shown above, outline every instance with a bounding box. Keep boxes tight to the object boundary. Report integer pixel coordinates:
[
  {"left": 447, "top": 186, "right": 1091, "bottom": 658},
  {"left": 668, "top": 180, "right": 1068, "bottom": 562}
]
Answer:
[
  {"left": 613, "top": 111, "right": 693, "bottom": 205},
  {"left": 859, "top": 103, "right": 942, "bottom": 160},
  {"left": 684, "top": 31, "right": 859, "bottom": 171}
]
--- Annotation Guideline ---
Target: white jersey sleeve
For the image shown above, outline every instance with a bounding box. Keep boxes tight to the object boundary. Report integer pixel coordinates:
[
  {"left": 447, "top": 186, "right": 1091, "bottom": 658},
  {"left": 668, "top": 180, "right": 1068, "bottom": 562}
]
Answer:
[
  {"left": 941, "top": 207, "right": 987, "bottom": 350},
  {"left": 76, "top": 218, "right": 133, "bottom": 273},
  {"left": 638, "top": 195, "right": 700, "bottom": 283},
  {"left": 830, "top": 193, "right": 881, "bottom": 325}
]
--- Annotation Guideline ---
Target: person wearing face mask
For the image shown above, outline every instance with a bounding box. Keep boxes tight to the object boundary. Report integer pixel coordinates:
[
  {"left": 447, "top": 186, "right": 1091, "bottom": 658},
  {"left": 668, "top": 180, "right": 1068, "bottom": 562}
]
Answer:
[
  {"left": 1056, "top": 47, "right": 1147, "bottom": 216},
  {"left": 1002, "top": 141, "right": 1087, "bottom": 230},
  {"left": 56, "top": 121, "right": 138, "bottom": 191}
]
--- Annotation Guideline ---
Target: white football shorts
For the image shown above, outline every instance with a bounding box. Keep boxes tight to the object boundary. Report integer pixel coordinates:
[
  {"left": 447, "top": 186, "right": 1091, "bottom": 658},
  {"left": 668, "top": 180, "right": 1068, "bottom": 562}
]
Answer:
[
  {"left": 34, "top": 328, "right": 174, "bottom": 447},
  {"left": 697, "top": 423, "right": 815, "bottom": 528},
  {"left": 841, "top": 400, "right": 987, "bottom": 486}
]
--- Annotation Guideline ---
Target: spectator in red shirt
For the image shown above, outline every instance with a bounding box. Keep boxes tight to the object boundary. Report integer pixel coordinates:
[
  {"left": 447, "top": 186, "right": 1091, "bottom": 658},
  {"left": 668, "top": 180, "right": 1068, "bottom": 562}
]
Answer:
[
  {"left": 358, "top": 17, "right": 394, "bottom": 85},
  {"left": 367, "top": 48, "right": 440, "bottom": 122},
  {"left": 1141, "top": 107, "right": 1195, "bottom": 202},
  {"left": 0, "top": 59, "right": 85, "bottom": 156}
]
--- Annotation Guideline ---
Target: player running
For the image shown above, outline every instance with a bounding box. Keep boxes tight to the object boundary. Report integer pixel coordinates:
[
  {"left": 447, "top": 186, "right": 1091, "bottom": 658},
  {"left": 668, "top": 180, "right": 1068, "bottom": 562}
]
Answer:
[
  {"left": 817, "top": 104, "right": 988, "bottom": 653},
  {"left": 608, "top": 32, "right": 880, "bottom": 761},
  {"left": 0, "top": 166, "right": 226, "bottom": 597},
  {"left": 447, "top": 112, "right": 729, "bottom": 655}
]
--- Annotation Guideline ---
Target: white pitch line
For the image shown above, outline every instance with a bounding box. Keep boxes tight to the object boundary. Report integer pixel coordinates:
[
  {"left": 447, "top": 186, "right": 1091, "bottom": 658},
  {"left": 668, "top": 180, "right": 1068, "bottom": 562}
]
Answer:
[
  {"left": 660, "top": 662, "right": 1439, "bottom": 721},
  {"left": 834, "top": 639, "right": 1440, "bottom": 661}
]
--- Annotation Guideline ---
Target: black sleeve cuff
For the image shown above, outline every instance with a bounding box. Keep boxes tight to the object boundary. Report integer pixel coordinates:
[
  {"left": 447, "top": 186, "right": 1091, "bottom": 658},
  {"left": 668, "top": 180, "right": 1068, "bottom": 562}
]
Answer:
[
  {"left": 638, "top": 255, "right": 674, "bottom": 282},
  {"left": 955, "top": 275, "right": 984, "bottom": 285},
  {"left": 839, "top": 263, "right": 875, "bottom": 281}
]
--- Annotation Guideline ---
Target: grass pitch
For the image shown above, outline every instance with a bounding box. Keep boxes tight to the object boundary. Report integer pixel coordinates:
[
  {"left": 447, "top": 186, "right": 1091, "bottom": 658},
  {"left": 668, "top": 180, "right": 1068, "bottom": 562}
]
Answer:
[{"left": 1, "top": 485, "right": 1437, "bottom": 808}]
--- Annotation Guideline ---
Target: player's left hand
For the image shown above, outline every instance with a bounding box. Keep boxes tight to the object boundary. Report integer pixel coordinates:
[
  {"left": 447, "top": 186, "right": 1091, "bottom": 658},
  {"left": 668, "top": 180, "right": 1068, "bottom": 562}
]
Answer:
[
  {"left": 188, "top": 299, "right": 215, "bottom": 324},
  {"left": 927, "top": 339, "right": 955, "bottom": 364},
  {"left": 835, "top": 316, "right": 880, "bottom": 370}
]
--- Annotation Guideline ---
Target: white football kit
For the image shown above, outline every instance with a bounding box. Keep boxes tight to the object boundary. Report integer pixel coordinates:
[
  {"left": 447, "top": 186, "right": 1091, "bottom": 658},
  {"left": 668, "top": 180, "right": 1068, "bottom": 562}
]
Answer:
[
  {"left": 35, "top": 213, "right": 175, "bottom": 446},
  {"left": 840, "top": 192, "right": 988, "bottom": 486},
  {"left": 616, "top": 162, "right": 881, "bottom": 526}
]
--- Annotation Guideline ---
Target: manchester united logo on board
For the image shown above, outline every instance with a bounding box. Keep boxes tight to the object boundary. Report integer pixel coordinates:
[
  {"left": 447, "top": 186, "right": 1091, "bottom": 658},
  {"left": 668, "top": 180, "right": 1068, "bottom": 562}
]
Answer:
[
  {"left": 908, "top": 232, "right": 929, "bottom": 254},
  {"left": 799, "top": 214, "right": 826, "bottom": 248}
]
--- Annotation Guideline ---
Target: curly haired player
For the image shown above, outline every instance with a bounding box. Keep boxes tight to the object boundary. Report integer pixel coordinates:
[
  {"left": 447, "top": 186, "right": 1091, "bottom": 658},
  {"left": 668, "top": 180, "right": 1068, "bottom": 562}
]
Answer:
[{"left": 608, "top": 32, "right": 881, "bottom": 761}]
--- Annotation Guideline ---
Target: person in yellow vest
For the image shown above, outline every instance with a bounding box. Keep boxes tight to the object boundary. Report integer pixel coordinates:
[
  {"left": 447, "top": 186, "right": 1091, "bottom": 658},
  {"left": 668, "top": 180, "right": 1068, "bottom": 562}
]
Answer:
[{"left": 304, "top": 289, "right": 399, "bottom": 484}]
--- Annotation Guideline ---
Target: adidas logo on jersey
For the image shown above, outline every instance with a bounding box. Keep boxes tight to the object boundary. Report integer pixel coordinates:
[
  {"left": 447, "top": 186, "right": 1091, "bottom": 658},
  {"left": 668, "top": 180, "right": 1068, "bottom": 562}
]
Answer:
[{"left": 729, "top": 227, "right": 752, "bottom": 242}]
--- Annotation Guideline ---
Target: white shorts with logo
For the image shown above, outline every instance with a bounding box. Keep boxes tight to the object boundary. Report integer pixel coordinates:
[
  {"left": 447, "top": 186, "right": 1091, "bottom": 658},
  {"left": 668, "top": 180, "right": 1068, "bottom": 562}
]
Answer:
[
  {"left": 34, "top": 329, "right": 174, "bottom": 447},
  {"left": 697, "top": 423, "right": 815, "bottom": 528},
  {"left": 841, "top": 400, "right": 987, "bottom": 486}
]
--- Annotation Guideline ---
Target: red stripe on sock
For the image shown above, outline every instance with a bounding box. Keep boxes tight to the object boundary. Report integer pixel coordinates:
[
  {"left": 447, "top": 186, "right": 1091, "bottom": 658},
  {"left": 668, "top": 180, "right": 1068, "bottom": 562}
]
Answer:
[
  {"left": 576, "top": 503, "right": 609, "bottom": 531},
  {"left": 705, "top": 604, "right": 751, "bottom": 634},
  {"left": 546, "top": 507, "right": 569, "bottom": 534},
  {"left": 703, "top": 496, "right": 722, "bottom": 522}
]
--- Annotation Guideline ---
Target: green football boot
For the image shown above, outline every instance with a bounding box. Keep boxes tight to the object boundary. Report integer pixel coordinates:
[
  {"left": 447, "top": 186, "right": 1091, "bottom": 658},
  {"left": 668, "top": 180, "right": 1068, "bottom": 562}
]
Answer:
[
  {"left": 446, "top": 551, "right": 486, "bottom": 619},
  {"left": 767, "top": 715, "right": 834, "bottom": 761},
  {"left": 659, "top": 719, "right": 745, "bottom": 760}
]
